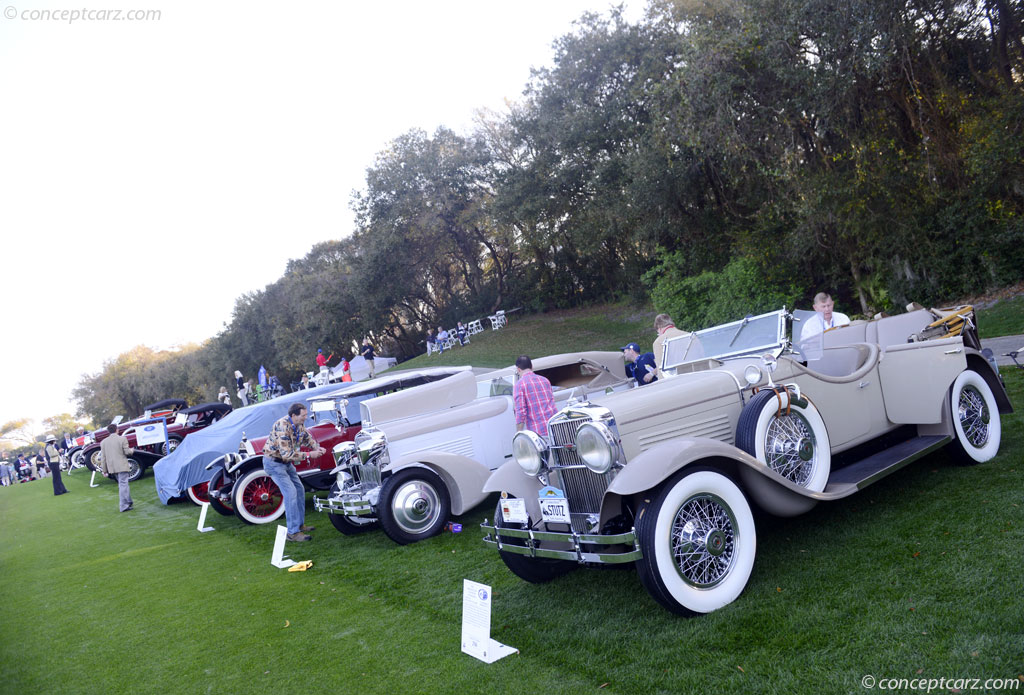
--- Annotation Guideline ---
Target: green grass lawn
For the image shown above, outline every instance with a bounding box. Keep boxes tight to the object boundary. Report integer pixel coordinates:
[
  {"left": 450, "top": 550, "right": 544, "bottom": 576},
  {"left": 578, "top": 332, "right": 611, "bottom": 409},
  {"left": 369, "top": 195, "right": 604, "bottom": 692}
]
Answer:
[
  {"left": 978, "top": 295, "right": 1024, "bottom": 339},
  {"left": 2, "top": 309, "right": 1022, "bottom": 695}
]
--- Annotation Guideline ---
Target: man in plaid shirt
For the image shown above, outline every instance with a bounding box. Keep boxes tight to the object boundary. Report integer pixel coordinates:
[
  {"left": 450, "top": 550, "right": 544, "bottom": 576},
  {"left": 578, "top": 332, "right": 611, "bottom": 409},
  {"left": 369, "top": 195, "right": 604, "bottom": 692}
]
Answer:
[
  {"left": 513, "top": 355, "right": 558, "bottom": 439},
  {"left": 263, "top": 403, "right": 326, "bottom": 542}
]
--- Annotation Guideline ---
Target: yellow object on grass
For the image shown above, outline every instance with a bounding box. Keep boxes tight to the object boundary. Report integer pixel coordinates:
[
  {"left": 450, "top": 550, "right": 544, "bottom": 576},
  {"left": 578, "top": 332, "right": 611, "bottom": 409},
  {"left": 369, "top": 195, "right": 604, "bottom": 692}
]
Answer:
[{"left": 288, "top": 561, "right": 313, "bottom": 572}]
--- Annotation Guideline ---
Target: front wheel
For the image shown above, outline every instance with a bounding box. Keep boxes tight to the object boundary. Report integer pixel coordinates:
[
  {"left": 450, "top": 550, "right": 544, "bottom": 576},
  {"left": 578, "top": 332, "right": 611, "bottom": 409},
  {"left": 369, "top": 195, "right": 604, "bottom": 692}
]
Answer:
[
  {"left": 326, "top": 483, "right": 378, "bottom": 535},
  {"left": 378, "top": 468, "right": 450, "bottom": 545},
  {"left": 70, "top": 449, "right": 85, "bottom": 469},
  {"left": 494, "top": 499, "right": 576, "bottom": 583},
  {"left": 232, "top": 467, "right": 284, "bottom": 525},
  {"left": 949, "top": 369, "right": 1002, "bottom": 464},
  {"left": 206, "top": 469, "right": 234, "bottom": 516},
  {"left": 635, "top": 468, "right": 757, "bottom": 615}
]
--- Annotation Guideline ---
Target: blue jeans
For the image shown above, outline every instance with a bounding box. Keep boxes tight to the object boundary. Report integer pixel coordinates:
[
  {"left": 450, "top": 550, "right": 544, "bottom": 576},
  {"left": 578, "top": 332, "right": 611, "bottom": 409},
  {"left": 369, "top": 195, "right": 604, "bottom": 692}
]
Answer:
[{"left": 263, "top": 458, "right": 305, "bottom": 534}]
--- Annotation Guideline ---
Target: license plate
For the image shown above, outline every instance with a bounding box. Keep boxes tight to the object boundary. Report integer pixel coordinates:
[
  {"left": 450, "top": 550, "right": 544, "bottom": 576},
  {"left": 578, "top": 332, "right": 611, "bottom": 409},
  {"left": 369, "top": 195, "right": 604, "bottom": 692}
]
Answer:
[
  {"left": 500, "top": 498, "right": 528, "bottom": 525},
  {"left": 539, "top": 497, "right": 571, "bottom": 524}
]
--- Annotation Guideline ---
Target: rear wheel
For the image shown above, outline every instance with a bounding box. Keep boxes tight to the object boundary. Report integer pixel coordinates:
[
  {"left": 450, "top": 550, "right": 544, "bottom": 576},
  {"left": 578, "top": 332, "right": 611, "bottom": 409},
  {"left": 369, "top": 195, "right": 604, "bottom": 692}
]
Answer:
[
  {"left": 162, "top": 436, "right": 183, "bottom": 456},
  {"left": 494, "top": 499, "right": 576, "bottom": 583},
  {"left": 949, "top": 369, "right": 1002, "bottom": 464},
  {"left": 232, "top": 467, "right": 284, "bottom": 525},
  {"left": 187, "top": 481, "right": 210, "bottom": 506},
  {"left": 126, "top": 458, "right": 144, "bottom": 482}
]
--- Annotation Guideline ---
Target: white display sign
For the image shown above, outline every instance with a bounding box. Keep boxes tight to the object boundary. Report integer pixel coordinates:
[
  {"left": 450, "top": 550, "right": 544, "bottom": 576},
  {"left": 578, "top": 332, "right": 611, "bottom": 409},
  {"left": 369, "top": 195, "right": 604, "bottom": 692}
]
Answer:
[
  {"left": 461, "top": 579, "right": 517, "bottom": 663},
  {"left": 500, "top": 498, "right": 528, "bottom": 525},
  {"left": 135, "top": 419, "right": 168, "bottom": 447}
]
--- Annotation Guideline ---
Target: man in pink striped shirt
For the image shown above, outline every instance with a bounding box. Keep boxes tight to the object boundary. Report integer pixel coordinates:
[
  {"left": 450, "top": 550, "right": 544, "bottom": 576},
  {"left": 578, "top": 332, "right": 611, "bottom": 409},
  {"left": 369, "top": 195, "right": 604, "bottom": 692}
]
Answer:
[{"left": 513, "top": 355, "right": 558, "bottom": 438}]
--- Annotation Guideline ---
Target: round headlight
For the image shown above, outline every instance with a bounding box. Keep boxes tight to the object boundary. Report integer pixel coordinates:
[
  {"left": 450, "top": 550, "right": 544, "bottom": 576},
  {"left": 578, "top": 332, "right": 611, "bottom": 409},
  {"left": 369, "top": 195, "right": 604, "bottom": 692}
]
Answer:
[
  {"left": 743, "top": 364, "right": 762, "bottom": 386},
  {"left": 512, "top": 430, "right": 545, "bottom": 476},
  {"left": 576, "top": 422, "right": 617, "bottom": 474}
]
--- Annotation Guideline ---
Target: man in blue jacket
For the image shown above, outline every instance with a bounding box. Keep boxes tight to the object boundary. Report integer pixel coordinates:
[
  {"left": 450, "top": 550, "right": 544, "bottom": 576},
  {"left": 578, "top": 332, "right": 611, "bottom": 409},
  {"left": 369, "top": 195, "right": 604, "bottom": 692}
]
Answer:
[{"left": 622, "top": 342, "right": 658, "bottom": 386}]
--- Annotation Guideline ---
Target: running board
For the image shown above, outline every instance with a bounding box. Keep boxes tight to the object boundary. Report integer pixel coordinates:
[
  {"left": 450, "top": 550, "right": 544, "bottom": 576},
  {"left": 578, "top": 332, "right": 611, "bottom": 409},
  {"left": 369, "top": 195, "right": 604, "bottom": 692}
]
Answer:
[{"left": 819, "top": 435, "right": 951, "bottom": 500}]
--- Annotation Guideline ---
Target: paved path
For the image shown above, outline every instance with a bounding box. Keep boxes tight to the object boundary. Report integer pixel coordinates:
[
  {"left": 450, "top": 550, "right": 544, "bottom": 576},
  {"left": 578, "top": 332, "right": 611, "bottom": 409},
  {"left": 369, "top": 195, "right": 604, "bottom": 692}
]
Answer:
[{"left": 982, "top": 334, "right": 1024, "bottom": 368}]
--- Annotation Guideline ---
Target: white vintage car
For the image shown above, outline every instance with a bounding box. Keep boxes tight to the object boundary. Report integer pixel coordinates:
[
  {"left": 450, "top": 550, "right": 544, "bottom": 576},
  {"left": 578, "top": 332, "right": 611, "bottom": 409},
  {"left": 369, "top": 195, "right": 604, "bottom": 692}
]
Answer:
[
  {"left": 313, "top": 352, "right": 630, "bottom": 544},
  {"left": 481, "top": 305, "right": 1012, "bottom": 615}
]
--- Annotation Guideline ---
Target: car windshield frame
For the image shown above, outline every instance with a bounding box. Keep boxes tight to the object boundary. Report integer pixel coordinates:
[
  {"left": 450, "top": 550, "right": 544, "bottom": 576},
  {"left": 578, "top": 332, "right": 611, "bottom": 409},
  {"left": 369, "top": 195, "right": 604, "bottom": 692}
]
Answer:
[{"left": 663, "top": 309, "right": 788, "bottom": 369}]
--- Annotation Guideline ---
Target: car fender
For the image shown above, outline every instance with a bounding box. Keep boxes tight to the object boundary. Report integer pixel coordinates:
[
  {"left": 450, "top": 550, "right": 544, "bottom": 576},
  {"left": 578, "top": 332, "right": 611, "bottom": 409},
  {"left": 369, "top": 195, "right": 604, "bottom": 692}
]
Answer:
[
  {"left": 606, "top": 438, "right": 820, "bottom": 517},
  {"left": 964, "top": 348, "right": 1014, "bottom": 414},
  {"left": 234, "top": 455, "right": 265, "bottom": 476},
  {"left": 387, "top": 451, "right": 492, "bottom": 515},
  {"left": 480, "top": 459, "right": 544, "bottom": 522}
]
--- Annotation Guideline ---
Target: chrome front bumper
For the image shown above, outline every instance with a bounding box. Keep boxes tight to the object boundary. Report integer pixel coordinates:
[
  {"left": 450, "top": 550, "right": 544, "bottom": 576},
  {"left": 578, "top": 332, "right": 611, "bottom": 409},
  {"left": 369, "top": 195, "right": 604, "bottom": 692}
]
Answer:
[
  {"left": 313, "top": 493, "right": 374, "bottom": 516},
  {"left": 481, "top": 522, "right": 642, "bottom": 564}
]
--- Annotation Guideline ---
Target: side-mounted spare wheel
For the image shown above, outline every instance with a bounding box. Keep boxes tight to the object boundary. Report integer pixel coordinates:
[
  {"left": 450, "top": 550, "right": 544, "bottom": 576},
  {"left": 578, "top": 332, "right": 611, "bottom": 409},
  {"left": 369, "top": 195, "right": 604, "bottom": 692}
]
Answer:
[
  {"left": 635, "top": 467, "right": 757, "bottom": 615},
  {"left": 736, "top": 388, "right": 830, "bottom": 492}
]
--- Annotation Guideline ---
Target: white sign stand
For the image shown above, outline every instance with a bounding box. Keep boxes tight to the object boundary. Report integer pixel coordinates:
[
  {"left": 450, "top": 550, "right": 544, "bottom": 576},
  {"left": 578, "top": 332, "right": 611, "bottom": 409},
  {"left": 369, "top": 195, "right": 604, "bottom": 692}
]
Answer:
[
  {"left": 196, "top": 502, "right": 215, "bottom": 533},
  {"left": 270, "top": 525, "right": 297, "bottom": 569},
  {"left": 461, "top": 579, "right": 518, "bottom": 663},
  {"left": 89, "top": 470, "right": 100, "bottom": 488}
]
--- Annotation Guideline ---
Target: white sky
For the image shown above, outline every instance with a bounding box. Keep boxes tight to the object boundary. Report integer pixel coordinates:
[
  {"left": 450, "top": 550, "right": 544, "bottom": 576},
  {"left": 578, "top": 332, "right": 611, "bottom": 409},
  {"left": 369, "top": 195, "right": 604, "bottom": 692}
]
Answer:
[{"left": 0, "top": 0, "right": 643, "bottom": 436}]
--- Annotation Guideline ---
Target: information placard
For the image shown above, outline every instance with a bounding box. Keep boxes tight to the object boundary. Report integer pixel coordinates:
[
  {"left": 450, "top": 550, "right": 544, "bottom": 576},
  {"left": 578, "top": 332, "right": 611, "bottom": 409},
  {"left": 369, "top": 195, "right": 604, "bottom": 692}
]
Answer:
[
  {"left": 461, "top": 579, "right": 517, "bottom": 663},
  {"left": 134, "top": 418, "right": 168, "bottom": 447}
]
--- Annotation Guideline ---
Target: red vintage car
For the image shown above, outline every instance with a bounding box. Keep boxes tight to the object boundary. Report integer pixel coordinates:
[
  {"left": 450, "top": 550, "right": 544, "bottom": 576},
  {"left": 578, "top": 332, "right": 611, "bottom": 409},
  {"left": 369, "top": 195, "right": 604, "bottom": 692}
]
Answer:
[
  {"left": 202, "top": 396, "right": 359, "bottom": 524},
  {"left": 83, "top": 402, "right": 231, "bottom": 481},
  {"left": 68, "top": 399, "right": 189, "bottom": 471}
]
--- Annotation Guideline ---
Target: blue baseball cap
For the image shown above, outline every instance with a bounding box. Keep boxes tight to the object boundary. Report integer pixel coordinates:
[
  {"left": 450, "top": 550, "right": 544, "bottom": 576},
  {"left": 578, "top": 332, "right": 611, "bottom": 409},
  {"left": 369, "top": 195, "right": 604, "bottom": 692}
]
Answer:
[{"left": 620, "top": 343, "right": 641, "bottom": 353}]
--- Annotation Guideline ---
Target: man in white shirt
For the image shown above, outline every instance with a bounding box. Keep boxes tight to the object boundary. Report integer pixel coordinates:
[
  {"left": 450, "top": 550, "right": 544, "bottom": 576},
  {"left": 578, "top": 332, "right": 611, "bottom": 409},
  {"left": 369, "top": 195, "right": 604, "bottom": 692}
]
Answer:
[{"left": 801, "top": 292, "right": 851, "bottom": 339}]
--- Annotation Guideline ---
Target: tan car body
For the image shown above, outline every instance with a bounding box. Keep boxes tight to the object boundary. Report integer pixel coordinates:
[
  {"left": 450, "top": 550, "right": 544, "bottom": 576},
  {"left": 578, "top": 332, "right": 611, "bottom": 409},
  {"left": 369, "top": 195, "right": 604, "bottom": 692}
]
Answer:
[
  {"left": 486, "top": 309, "right": 1009, "bottom": 518},
  {"left": 316, "top": 352, "right": 630, "bottom": 542}
]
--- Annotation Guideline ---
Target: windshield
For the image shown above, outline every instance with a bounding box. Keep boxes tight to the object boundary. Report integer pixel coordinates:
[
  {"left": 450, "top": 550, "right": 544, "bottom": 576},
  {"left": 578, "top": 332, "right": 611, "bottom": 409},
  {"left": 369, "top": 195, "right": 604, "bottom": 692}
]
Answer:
[{"left": 663, "top": 310, "right": 787, "bottom": 368}]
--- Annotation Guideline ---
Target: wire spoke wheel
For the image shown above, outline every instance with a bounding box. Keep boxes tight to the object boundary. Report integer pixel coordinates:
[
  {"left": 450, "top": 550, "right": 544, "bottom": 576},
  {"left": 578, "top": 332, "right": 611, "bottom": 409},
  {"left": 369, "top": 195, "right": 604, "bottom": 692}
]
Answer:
[
  {"left": 764, "top": 412, "right": 816, "bottom": 485},
  {"left": 671, "top": 493, "right": 737, "bottom": 589}
]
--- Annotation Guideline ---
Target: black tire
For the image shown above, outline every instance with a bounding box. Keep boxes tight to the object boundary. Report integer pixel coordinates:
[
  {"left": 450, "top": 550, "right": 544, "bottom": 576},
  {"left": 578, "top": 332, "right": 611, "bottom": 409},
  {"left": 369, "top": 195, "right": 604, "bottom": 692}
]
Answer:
[
  {"left": 493, "top": 499, "right": 576, "bottom": 584},
  {"left": 326, "top": 483, "right": 378, "bottom": 535},
  {"left": 85, "top": 448, "right": 103, "bottom": 473},
  {"left": 378, "top": 468, "right": 450, "bottom": 545},
  {"left": 162, "top": 436, "right": 183, "bottom": 456},
  {"left": 736, "top": 388, "right": 830, "bottom": 492},
  {"left": 948, "top": 369, "right": 1002, "bottom": 465},
  {"left": 126, "top": 458, "right": 144, "bottom": 482},
  {"left": 635, "top": 467, "right": 756, "bottom": 615},
  {"left": 206, "top": 469, "right": 235, "bottom": 516}
]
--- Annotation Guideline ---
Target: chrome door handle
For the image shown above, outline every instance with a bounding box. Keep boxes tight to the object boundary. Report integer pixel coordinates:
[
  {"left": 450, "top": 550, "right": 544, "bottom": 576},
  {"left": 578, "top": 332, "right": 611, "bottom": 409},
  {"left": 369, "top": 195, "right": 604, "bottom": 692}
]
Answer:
[
  {"left": 858, "top": 381, "right": 870, "bottom": 389},
  {"left": 944, "top": 348, "right": 963, "bottom": 354}
]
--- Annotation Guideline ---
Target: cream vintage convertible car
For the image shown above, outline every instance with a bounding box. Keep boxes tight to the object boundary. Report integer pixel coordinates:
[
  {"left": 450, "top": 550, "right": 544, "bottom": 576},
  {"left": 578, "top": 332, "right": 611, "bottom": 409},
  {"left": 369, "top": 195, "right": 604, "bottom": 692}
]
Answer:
[
  {"left": 481, "top": 305, "right": 1011, "bottom": 615},
  {"left": 313, "top": 352, "right": 629, "bottom": 544}
]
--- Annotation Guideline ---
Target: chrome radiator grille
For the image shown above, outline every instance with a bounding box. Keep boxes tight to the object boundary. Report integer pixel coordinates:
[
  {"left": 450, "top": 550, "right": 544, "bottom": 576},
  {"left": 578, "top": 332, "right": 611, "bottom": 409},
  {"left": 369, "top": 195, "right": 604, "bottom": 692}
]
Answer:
[
  {"left": 549, "top": 415, "right": 612, "bottom": 534},
  {"left": 351, "top": 462, "right": 381, "bottom": 487}
]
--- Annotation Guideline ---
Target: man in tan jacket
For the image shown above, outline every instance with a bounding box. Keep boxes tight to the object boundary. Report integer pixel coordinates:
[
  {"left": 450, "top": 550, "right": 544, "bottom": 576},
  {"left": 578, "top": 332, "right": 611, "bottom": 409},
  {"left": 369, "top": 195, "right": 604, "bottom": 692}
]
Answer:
[
  {"left": 652, "top": 313, "right": 702, "bottom": 377},
  {"left": 99, "top": 423, "right": 135, "bottom": 512}
]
